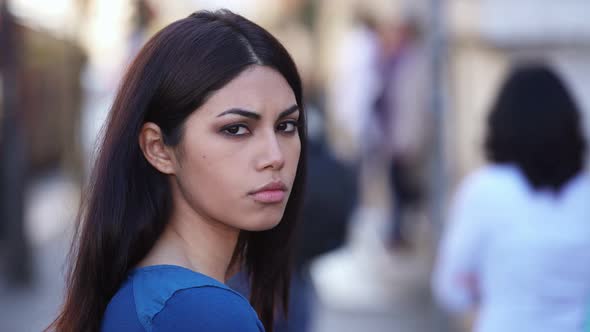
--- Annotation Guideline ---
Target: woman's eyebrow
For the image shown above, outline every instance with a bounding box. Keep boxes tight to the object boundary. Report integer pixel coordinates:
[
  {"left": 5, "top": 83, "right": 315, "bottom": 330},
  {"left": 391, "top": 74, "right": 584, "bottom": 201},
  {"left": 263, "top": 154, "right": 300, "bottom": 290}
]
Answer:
[
  {"left": 278, "top": 105, "right": 299, "bottom": 119},
  {"left": 217, "top": 104, "right": 299, "bottom": 120},
  {"left": 217, "top": 109, "right": 261, "bottom": 120}
]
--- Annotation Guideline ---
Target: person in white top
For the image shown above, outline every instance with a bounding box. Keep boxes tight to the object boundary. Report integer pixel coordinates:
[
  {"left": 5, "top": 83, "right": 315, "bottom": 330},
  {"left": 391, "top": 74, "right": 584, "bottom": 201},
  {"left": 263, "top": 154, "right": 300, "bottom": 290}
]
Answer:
[{"left": 433, "top": 64, "right": 590, "bottom": 332}]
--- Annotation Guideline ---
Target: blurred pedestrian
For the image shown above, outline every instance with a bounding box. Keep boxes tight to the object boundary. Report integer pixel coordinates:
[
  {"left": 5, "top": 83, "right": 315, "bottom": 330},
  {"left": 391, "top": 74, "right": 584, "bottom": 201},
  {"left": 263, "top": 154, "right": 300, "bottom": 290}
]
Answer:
[
  {"left": 325, "top": 8, "right": 380, "bottom": 162},
  {"left": 433, "top": 64, "right": 590, "bottom": 332},
  {"left": 367, "top": 16, "right": 432, "bottom": 249},
  {"left": 48, "top": 9, "right": 305, "bottom": 332}
]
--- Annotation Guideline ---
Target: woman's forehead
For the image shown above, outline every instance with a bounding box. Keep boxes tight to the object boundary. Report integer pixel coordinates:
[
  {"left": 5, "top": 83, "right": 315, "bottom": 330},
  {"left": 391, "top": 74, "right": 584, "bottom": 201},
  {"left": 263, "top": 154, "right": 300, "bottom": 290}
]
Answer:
[{"left": 200, "top": 66, "right": 297, "bottom": 115}]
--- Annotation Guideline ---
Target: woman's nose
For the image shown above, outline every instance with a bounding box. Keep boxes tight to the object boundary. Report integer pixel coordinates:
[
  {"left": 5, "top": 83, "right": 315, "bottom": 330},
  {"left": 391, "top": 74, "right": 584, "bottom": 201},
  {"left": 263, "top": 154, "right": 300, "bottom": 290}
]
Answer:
[{"left": 255, "top": 132, "right": 285, "bottom": 171}]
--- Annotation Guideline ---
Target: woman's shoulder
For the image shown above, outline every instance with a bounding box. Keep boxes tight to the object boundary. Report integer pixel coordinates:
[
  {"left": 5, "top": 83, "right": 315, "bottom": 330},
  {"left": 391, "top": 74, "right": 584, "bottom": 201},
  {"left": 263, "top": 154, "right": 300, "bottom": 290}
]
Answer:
[
  {"left": 564, "top": 170, "right": 590, "bottom": 196},
  {"left": 102, "top": 265, "right": 264, "bottom": 332},
  {"left": 102, "top": 277, "right": 145, "bottom": 332},
  {"left": 465, "top": 164, "right": 523, "bottom": 185},
  {"left": 151, "top": 285, "right": 264, "bottom": 332},
  {"left": 457, "top": 164, "right": 526, "bottom": 198}
]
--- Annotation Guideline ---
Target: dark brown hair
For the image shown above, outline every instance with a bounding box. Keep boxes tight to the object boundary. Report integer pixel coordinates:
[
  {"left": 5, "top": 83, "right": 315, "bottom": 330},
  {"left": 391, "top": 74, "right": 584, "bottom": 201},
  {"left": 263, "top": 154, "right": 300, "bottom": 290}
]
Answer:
[
  {"left": 485, "top": 64, "right": 585, "bottom": 192},
  {"left": 49, "top": 9, "right": 305, "bottom": 332}
]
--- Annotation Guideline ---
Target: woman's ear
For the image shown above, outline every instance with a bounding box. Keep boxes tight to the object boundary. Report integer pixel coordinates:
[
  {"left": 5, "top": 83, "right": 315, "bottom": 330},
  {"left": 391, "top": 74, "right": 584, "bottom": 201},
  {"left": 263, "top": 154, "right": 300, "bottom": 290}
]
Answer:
[{"left": 138, "top": 122, "right": 177, "bottom": 174}]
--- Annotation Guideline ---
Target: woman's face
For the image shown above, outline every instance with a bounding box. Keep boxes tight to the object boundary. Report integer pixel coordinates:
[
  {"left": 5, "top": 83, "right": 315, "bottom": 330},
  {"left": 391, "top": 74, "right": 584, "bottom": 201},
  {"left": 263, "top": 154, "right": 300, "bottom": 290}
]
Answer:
[{"left": 171, "top": 65, "right": 301, "bottom": 232}]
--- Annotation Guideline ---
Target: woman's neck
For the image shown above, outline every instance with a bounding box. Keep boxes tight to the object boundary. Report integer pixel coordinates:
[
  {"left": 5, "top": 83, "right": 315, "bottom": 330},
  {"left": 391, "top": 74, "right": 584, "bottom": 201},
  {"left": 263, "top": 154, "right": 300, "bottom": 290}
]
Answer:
[{"left": 138, "top": 199, "right": 240, "bottom": 283}]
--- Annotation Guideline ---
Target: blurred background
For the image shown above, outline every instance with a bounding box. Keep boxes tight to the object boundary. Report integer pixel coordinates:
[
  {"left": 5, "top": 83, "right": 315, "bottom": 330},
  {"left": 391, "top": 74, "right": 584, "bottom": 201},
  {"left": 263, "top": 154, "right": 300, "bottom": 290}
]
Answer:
[{"left": 1, "top": 0, "right": 590, "bottom": 331}]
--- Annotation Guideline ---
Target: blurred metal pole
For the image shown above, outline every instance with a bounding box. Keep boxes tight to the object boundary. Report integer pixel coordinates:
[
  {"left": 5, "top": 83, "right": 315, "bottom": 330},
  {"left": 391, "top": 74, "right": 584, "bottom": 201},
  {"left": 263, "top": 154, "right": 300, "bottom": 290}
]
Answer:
[
  {"left": 429, "top": 0, "right": 452, "bottom": 330},
  {"left": 0, "top": 0, "right": 32, "bottom": 285}
]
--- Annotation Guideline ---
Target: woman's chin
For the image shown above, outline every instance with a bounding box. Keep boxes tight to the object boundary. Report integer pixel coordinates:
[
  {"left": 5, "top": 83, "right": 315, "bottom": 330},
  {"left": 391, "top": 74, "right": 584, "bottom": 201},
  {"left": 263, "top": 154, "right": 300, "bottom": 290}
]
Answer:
[{"left": 240, "top": 214, "right": 284, "bottom": 232}]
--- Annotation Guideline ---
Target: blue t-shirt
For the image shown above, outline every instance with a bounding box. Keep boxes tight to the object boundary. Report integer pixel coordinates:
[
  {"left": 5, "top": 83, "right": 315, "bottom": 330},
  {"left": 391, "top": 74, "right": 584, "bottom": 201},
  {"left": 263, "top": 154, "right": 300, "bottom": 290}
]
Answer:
[{"left": 101, "top": 265, "right": 265, "bottom": 332}]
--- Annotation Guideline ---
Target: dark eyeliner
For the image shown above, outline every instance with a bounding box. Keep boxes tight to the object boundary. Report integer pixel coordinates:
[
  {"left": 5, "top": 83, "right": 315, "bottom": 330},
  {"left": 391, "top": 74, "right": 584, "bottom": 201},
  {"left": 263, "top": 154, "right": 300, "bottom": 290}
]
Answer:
[
  {"left": 220, "top": 123, "right": 250, "bottom": 136},
  {"left": 277, "top": 119, "right": 300, "bottom": 133}
]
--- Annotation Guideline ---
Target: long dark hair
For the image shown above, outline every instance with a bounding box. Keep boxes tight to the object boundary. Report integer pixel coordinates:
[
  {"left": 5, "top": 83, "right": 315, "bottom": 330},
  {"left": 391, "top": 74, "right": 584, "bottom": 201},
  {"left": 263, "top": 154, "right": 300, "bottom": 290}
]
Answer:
[
  {"left": 485, "top": 64, "right": 586, "bottom": 192},
  {"left": 49, "top": 9, "right": 305, "bottom": 332}
]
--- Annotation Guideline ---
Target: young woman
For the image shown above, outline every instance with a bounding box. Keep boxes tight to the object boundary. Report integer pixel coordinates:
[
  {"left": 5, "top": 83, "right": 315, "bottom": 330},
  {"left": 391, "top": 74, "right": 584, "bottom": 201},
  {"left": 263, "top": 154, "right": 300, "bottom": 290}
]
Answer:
[
  {"left": 49, "top": 9, "right": 306, "bottom": 332},
  {"left": 433, "top": 64, "right": 590, "bottom": 332}
]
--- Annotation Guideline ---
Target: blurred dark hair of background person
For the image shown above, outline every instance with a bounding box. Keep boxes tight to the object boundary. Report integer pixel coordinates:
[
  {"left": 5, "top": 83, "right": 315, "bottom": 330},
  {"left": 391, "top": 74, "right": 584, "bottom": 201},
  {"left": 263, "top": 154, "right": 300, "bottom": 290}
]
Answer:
[{"left": 484, "top": 64, "right": 587, "bottom": 192}]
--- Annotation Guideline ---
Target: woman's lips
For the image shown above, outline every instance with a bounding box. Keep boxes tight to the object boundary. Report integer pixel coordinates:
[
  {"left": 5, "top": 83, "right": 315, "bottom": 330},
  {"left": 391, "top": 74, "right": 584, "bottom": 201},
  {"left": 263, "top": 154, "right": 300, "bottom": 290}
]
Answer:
[
  {"left": 250, "top": 190, "right": 286, "bottom": 203},
  {"left": 249, "top": 181, "right": 287, "bottom": 203}
]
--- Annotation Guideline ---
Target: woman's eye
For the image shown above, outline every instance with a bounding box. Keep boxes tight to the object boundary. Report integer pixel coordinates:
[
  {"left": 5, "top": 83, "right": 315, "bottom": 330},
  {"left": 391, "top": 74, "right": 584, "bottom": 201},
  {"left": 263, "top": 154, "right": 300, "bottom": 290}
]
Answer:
[
  {"left": 222, "top": 125, "right": 250, "bottom": 136},
  {"left": 277, "top": 121, "right": 298, "bottom": 133}
]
